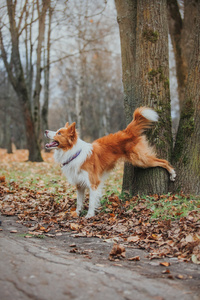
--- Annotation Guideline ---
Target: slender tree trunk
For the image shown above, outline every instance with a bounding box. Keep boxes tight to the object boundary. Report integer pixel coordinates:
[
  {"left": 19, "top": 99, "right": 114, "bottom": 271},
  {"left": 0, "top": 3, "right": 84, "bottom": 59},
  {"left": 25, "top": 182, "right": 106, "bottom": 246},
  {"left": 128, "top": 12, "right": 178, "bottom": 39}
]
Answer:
[
  {"left": 116, "top": 0, "right": 173, "bottom": 195},
  {"left": 42, "top": 4, "right": 52, "bottom": 137},
  {"left": 5, "top": 82, "right": 12, "bottom": 154},
  {"left": 167, "top": 0, "right": 187, "bottom": 109},
  {"left": 172, "top": 2, "right": 200, "bottom": 194},
  {"left": 20, "top": 93, "right": 43, "bottom": 162},
  {"left": 33, "top": 0, "right": 49, "bottom": 140},
  {"left": 115, "top": 0, "right": 137, "bottom": 193}
]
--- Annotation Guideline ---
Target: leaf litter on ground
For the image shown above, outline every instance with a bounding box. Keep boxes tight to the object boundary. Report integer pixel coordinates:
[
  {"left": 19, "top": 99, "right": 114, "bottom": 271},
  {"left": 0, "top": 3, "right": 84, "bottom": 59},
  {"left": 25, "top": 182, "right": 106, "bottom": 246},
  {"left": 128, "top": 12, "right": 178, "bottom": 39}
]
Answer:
[{"left": 0, "top": 148, "right": 200, "bottom": 264}]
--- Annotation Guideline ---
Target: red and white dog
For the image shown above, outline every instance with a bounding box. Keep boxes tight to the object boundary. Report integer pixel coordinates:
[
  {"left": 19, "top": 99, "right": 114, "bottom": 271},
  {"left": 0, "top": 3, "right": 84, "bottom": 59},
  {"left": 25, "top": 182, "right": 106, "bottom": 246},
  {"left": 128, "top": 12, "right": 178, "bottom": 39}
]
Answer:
[{"left": 45, "top": 107, "right": 176, "bottom": 218}]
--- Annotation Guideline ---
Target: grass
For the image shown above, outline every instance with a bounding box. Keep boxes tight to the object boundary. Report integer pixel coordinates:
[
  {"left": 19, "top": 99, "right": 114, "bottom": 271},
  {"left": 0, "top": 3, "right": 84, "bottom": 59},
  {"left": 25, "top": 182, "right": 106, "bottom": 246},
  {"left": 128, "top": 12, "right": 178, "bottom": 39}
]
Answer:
[
  {"left": 144, "top": 194, "right": 200, "bottom": 220},
  {"left": 18, "top": 233, "right": 46, "bottom": 239}
]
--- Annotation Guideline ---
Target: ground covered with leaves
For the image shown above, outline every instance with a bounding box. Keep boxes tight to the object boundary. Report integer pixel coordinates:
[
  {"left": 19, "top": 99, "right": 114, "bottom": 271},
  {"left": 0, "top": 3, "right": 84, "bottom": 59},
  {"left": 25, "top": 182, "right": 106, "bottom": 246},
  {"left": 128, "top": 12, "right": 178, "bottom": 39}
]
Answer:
[{"left": 0, "top": 149, "right": 200, "bottom": 264}]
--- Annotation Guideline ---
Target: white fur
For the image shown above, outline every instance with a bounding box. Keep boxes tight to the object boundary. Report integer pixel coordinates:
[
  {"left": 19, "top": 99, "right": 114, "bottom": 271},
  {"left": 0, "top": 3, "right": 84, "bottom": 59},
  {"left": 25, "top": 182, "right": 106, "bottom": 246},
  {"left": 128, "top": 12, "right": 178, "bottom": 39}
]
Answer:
[
  {"left": 141, "top": 108, "right": 159, "bottom": 122},
  {"left": 54, "top": 138, "right": 92, "bottom": 187},
  {"left": 54, "top": 138, "right": 106, "bottom": 218},
  {"left": 46, "top": 130, "right": 56, "bottom": 140},
  {"left": 170, "top": 169, "right": 176, "bottom": 181}
]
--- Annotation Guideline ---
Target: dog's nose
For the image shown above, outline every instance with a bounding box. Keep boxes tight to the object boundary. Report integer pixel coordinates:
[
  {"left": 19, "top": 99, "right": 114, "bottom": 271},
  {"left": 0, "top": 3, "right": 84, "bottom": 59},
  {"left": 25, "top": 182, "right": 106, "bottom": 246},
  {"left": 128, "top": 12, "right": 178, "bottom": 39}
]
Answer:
[{"left": 44, "top": 130, "right": 48, "bottom": 136}]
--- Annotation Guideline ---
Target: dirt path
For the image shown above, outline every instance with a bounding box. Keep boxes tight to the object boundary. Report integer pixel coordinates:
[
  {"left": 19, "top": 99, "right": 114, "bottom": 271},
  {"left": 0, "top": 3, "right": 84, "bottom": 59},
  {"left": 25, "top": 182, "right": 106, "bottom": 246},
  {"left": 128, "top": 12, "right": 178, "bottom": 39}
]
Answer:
[{"left": 0, "top": 215, "right": 199, "bottom": 300}]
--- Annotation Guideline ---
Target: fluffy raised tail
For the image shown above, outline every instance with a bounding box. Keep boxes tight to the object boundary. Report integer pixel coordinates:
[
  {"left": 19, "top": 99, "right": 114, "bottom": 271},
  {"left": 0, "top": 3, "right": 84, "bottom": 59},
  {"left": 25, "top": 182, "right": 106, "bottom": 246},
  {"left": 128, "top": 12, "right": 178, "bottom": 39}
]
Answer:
[{"left": 126, "top": 107, "right": 159, "bottom": 135}]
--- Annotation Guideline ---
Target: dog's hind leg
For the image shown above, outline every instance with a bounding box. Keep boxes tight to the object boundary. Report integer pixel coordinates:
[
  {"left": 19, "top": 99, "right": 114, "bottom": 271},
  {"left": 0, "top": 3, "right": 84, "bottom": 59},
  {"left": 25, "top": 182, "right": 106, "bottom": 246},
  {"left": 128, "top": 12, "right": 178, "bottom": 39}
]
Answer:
[
  {"left": 130, "top": 154, "right": 176, "bottom": 181},
  {"left": 76, "top": 185, "right": 86, "bottom": 215},
  {"left": 147, "top": 157, "right": 176, "bottom": 181}
]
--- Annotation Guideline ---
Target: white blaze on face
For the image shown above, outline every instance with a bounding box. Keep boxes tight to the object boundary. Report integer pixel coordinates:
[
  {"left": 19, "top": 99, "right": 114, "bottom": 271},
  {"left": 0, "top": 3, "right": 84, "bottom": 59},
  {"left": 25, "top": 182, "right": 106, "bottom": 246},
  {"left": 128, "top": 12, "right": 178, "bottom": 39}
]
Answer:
[
  {"left": 45, "top": 130, "right": 59, "bottom": 149},
  {"left": 47, "top": 130, "right": 56, "bottom": 139}
]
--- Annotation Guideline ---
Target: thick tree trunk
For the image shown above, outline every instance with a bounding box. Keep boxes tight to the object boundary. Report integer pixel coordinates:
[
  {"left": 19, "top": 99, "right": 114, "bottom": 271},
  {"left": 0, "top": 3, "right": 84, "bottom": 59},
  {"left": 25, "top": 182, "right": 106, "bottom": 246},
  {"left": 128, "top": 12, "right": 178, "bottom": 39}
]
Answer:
[
  {"left": 173, "top": 2, "right": 200, "bottom": 195},
  {"left": 181, "top": 0, "right": 197, "bottom": 71},
  {"left": 116, "top": 0, "right": 173, "bottom": 195},
  {"left": 133, "top": 0, "right": 172, "bottom": 195}
]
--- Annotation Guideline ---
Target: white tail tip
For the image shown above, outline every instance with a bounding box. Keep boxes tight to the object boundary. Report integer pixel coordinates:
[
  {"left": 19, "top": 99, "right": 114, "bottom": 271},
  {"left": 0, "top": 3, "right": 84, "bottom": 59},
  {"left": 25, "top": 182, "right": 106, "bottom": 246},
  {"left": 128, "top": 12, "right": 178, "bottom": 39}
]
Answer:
[{"left": 141, "top": 108, "right": 159, "bottom": 122}]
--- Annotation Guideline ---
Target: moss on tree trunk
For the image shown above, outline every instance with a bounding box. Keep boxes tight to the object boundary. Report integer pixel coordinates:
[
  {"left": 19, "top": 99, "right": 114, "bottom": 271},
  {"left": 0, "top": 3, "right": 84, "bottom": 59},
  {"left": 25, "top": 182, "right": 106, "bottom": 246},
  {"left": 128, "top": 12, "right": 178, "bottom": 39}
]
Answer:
[
  {"left": 115, "top": 0, "right": 173, "bottom": 196},
  {"left": 172, "top": 3, "right": 200, "bottom": 194}
]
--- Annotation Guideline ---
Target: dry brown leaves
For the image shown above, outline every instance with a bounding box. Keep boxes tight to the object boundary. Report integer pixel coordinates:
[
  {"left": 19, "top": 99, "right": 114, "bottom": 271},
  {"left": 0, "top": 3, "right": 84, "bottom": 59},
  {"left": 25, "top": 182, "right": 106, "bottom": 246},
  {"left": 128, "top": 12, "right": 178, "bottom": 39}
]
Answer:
[
  {"left": 0, "top": 180, "right": 200, "bottom": 263},
  {"left": 0, "top": 147, "right": 53, "bottom": 162},
  {"left": 0, "top": 148, "right": 200, "bottom": 263}
]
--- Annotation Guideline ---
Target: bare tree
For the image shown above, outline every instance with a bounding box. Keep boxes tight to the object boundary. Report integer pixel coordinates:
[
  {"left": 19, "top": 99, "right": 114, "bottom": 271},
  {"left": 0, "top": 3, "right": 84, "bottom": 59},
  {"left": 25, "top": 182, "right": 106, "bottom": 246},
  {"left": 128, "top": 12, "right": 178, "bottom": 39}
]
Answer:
[
  {"left": 41, "top": 2, "right": 54, "bottom": 136},
  {"left": 0, "top": 0, "right": 51, "bottom": 161}
]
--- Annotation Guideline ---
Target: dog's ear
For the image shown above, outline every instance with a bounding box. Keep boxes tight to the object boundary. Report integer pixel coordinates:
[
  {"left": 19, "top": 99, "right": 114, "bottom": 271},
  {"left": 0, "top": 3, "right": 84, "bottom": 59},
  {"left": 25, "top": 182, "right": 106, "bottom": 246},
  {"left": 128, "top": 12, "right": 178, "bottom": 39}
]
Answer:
[
  {"left": 68, "top": 122, "right": 76, "bottom": 136},
  {"left": 65, "top": 122, "right": 69, "bottom": 128}
]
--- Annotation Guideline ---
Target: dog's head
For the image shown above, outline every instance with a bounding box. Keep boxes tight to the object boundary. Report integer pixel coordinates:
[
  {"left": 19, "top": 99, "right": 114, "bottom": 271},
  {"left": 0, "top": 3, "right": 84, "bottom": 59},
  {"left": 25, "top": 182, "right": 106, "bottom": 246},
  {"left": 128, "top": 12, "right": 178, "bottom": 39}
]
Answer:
[{"left": 45, "top": 122, "right": 78, "bottom": 151}]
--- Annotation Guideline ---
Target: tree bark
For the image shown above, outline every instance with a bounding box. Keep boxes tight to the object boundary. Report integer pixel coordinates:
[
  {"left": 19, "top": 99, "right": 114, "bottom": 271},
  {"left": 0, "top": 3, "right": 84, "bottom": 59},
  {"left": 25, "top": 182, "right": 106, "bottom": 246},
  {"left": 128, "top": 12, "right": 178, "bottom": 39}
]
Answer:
[
  {"left": 42, "top": 4, "right": 52, "bottom": 137},
  {"left": 181, "top": 0, "right": 198, "bottom": 71},
  {"left": 115, "top": 0, "right": 137, "bottom": 193},
  {"left": 33, "top": 0, "right": 49, "bottom": 139},
  {"left": 116, "top": 0, "right": 173, "bottom": 195},
  {"left": 172, "top": 2, "right": 200, "bottom": 195},
  {"left": 0, "top": 0, "right": 43, "bottom": 161},
  {"left": 167, "top": 0, "right": 187, "bottom": 109}
]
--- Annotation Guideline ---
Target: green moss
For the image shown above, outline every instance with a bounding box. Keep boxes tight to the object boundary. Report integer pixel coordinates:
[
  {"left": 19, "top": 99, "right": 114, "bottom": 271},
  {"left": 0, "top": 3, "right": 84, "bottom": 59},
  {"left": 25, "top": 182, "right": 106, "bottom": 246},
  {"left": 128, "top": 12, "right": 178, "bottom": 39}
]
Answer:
[
  {"left": 157, "top": 66, "right": 165, "bottom": 81},
  {"left": 148, "top": 69, "right": 158, "bottom": 80},
  {"left": 173, "top": 99, "right": 195, "bottom": 162},
  {"left": 182, "top": 99, "right": 194, "bottom": 119},
  {"left": 164, "top": 79, "right": 169, "bottom": 89},
  {"left": 150, "top": 92, "right": 157, "bottom": 99},
  {"left": 143, "top": 28, "right": 159, "bottom": 43},
  {"left": 148, "top": 67, "right": 168, "bottom": 86}
]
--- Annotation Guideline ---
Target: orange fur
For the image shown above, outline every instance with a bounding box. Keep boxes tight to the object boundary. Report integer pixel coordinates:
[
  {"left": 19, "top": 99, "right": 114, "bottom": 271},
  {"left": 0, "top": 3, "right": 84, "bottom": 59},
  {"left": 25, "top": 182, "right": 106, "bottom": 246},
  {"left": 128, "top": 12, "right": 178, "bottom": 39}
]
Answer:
[
  {"left": 80, "top": 108, "right": 174, "bottom": 188},
  {"left": 46, "top": 106, "right": 176, "bottom": 218},
  {"left": 54, "top": 122, "right": 78, "bottom": 151}
]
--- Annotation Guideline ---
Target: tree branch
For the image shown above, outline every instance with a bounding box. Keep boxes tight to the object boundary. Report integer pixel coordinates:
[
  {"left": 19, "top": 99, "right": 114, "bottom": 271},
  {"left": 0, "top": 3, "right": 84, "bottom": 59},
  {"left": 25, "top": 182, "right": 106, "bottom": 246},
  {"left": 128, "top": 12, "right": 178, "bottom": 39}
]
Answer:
[
  {"left": 0, "top": 27, "right": 17, "bottom": 89},
  {"left": 17, "top": 0, "right": 28, "bottom": 32}
]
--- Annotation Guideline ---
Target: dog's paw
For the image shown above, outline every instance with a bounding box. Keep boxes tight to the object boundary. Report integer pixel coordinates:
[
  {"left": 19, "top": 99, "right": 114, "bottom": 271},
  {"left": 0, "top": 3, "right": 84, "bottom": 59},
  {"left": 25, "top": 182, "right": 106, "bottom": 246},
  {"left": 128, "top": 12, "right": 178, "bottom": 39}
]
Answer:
[
  {"left": 76, "top": 209, "right": 81, "bottom": 216},
  {"left": 85, "top": 212, "right": 95, "bottom": 219},
  {"left": 170, "top": 169, "right": 176, "bottom": 181}
]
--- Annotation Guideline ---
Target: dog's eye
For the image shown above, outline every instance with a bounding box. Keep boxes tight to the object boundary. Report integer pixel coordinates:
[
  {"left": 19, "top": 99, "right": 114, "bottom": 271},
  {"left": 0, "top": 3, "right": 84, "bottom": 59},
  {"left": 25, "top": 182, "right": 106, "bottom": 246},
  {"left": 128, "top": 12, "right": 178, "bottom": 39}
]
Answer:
[{"left": 57, "top": 132, "right": 61, "bottom": 135}]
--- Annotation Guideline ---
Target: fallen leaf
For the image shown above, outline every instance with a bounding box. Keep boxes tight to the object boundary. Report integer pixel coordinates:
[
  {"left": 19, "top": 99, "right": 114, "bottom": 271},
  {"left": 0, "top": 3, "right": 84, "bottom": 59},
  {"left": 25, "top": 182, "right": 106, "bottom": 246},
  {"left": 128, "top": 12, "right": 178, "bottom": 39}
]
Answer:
[
  {"left": 162, "top": 269, "right": 170, "bottom": 274},
  {"left": 10, "top": 229, "right": 18, "bottom": 233},
  {"left": 128, "top": 256, "right": 140, "bottom": 261},
  {"left": 0, "top": 176, "right": 5, "bottom": 182},
  {"left": 109, "top": 243, "right": 126, "bottom": 259},
  {"left": 70, "top": 223, "right": 80, "bottom": 231},
  {"left": 71, "top": 211, "right": 78, "bottom": 218},
  {"left": 160, "top": 262, "right": 170, "bottom": 267},
  {"left": 127, "top": 236, "right": 140, "bottom": 243},
  {"left": 176, "top": 274, "right": 185, "bottom": 280}
]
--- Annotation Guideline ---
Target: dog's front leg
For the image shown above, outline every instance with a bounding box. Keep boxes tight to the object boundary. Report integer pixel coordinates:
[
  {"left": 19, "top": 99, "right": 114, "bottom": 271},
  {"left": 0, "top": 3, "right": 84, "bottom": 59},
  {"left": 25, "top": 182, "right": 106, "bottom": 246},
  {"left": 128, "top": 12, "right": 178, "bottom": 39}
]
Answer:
[
  {"left": 76, "top": 185, "right": 85, "bottom": 216},
  {"left": 85, "top": 187, "right": 101, "bottom": 218}
]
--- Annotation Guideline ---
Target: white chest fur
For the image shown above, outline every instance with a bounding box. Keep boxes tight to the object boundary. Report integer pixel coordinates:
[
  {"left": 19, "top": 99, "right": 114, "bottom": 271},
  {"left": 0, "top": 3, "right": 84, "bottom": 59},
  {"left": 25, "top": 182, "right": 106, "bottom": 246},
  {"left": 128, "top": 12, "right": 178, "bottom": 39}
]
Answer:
[{"left": 54, "top": 138, "right": 93, "bottom": 187}]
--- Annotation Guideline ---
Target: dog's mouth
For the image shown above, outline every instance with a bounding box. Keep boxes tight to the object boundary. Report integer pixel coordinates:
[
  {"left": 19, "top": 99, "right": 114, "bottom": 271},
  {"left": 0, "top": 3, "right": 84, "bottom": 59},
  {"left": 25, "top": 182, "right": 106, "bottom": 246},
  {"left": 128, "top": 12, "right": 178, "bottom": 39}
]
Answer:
[{"left": 45, "top": 140, "right": 59, "bottom": 149}]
